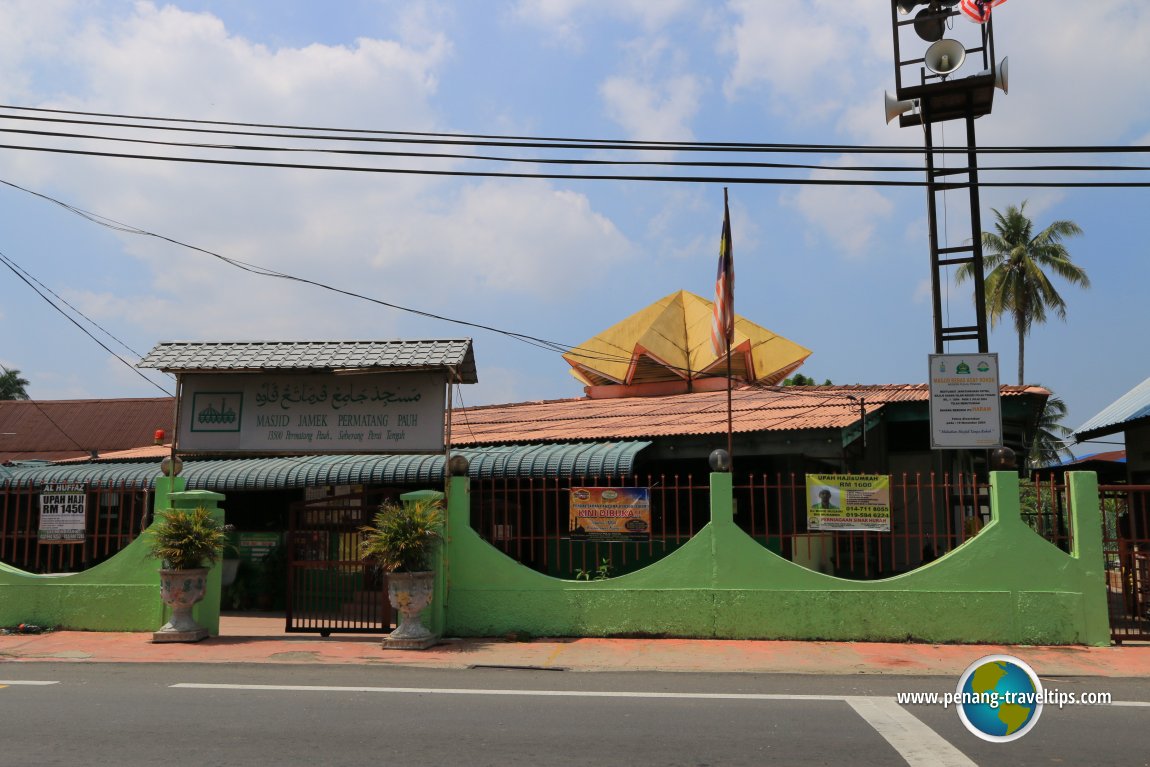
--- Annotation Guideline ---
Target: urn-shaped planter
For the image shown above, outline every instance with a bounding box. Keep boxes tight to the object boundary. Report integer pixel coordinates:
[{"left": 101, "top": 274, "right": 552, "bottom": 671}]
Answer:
[
  {"left": 154, "top": 567, "right": 210, "bottom": 643},
  {"left": 385, "top": 571, "right": 438, "bottom": 650},
  {"left": 146, "top": 504, "right": 229, "bottom": 644},
  {"left": 359, "top": 496, "right": 444, "bottom": 651}
]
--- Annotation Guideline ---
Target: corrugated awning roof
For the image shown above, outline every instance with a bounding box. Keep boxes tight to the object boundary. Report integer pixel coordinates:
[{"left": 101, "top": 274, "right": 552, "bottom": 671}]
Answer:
[
  {"left": 0, "top": 442, "right": 650, "bottom": 491},
  {"left": 138, "top": 339, "right": 478, "bottom": 384}
]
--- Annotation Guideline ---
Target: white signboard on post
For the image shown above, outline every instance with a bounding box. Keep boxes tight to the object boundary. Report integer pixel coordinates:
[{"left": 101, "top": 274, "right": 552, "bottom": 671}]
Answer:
[
  {"left": 39, "top": 483, "right": 87, "bottom": 543},
  {"left": 177, "top": 372, "right": 447, "bottom": 454},
  {"left": 929, "top": 353, "right": 1003, "bottom": 449}
]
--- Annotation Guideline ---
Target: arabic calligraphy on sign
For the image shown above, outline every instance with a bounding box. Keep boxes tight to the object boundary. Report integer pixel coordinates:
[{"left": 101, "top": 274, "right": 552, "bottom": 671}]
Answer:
[{"left": 253, "top": 381, "right": 423, "bottom": 410}]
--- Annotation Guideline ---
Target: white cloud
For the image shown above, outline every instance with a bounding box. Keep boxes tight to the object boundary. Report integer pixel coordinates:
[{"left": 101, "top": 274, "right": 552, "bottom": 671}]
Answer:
[
  {"left": 514, "top": 0, "right": 696, "bottom": 44},
  {"left": 0, "top": 2, "right": 634, "bottom": 383},
  {"left": 783, "top": 168, "right": 895, "bottom": 257},
  {"left": 600, "top": 74, "right": 701, "bottom": 141},
  {"left": 722, "top": 0, "right": 888, "bottom": 114},
  {"left": 396, "top": 181, "right": 633, "bottom": 294}
]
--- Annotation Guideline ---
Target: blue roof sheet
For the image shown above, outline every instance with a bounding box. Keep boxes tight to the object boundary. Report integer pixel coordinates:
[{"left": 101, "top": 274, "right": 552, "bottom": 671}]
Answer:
[{"left": 1074, "top": 375, "right": 1150, "bottom": 440}]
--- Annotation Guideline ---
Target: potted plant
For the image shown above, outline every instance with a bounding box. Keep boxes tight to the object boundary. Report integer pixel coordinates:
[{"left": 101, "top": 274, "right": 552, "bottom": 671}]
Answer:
[
  {"left": 146, "top": 505, "right": 229, "bottom": 643},
  {"left": 359, "top": 496, "right": 443, "bottom": 649}
]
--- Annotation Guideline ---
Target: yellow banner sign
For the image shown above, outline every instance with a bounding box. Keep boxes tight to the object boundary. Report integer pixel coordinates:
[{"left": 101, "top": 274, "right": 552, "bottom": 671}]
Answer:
[
  {"left": 569, "top": 487, "right": 651, "bottom": 541},
  {"left": 805, "top": 474, "right": 891, "bottom": 532}
]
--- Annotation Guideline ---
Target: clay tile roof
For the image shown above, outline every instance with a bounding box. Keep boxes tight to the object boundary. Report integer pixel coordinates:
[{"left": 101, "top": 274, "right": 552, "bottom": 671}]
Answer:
[
  {"left": 0, "top": 398, "right": 175, "bottom": 463},
  {"left": 450, "top": 384, "right": 1046, "bottom": 445}
]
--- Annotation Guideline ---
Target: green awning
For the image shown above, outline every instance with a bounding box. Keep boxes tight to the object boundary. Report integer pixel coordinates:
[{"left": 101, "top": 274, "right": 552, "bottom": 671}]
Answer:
[{"left": 0, "top": 442, "right": 650, "bottom": 491}]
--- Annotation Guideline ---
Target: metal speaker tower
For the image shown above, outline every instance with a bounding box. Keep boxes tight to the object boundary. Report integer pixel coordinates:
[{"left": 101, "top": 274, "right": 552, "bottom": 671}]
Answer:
[{"left": 887, "top": 0, "right": 1008, "bottom": 353}]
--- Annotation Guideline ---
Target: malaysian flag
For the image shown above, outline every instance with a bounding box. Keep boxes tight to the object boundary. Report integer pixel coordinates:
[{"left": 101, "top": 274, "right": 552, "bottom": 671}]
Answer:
[
  {"left": 960, "top": 0, "right": 1006, "bottom": 23},
  {"left": 710, "top": 190, "right": 734, "bottom": 358}
]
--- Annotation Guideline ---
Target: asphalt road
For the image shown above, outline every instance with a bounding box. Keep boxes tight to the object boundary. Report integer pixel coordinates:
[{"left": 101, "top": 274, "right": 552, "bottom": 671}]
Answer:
[{"left": 1, "top": 664, "right": 1146, "bottom": 767}]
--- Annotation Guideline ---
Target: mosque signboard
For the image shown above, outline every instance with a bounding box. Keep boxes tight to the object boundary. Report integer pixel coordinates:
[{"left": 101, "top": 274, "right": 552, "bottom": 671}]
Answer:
[
  {"left": 928, "top": 353, "right": 1003, "bottom": 450},
  {"left": 177, "top": 372, "right": 447, "bottom": 454}
]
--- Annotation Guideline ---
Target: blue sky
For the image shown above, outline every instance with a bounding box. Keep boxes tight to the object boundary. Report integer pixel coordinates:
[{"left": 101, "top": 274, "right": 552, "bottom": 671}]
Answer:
[{"left": 0, "top": 1, "right": 1147, "bottom": 454}]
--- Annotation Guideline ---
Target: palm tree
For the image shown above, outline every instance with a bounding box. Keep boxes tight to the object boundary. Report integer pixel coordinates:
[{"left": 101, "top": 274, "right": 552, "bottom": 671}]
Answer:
[
  {"left": 1028, "top": 388, "right": 1074, "bottom": 468},
  {"left": 956, "top": 201, "right": 1089, "bottom": 384},
  {"left": 0, "top": 367, "right": 30, "bottom": 400}
]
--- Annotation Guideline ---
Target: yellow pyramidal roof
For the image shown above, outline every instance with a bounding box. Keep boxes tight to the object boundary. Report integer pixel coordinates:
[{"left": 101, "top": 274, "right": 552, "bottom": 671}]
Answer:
[{"left": 563, "top": 290, "right": 811, "bottom": 397}]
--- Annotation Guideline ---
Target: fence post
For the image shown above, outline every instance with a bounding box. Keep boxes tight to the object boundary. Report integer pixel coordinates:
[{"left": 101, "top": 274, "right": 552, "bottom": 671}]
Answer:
[
  {"left": 164, "top": 489, "right": 226, "bottom": 637},
  {"left": 709, "top": 471, "right": 734, "bottom": 529},
  {"left": 1066, "top": 471, "right": 1110, "bottom": 646},
  {"left": 401, "top": 488, "right": 448, "bottom": 637},
  {"left": 442, "top": 474, "right": 471, "bottom": 635},
  {"left": 987, "top": 470, "right": 1022, "bottom": 526}
]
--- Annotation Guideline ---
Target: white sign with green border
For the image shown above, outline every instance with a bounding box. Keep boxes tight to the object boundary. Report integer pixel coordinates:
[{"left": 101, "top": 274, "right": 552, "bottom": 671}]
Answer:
[{"left": 928, "top": 353, "right": 1003, "bottom": 449}]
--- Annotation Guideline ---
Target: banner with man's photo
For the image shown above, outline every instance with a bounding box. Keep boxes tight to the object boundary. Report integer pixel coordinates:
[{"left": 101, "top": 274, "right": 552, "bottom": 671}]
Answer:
[{"left": 805, "top": 474, "right": 891, "bottom": 532}]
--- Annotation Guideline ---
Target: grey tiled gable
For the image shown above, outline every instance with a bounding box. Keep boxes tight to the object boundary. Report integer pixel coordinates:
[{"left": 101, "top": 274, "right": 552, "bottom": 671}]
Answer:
[{"left": 138, "top": 340, "right": 477, "bottom": 383}]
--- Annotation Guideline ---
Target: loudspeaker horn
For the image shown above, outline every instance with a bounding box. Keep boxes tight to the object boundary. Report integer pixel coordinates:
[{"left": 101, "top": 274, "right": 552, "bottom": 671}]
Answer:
[
  {"left": 924, "top": 38, "right": 966, "bottom": 75},
  {"left": 913, "top": 7, "right": 945, "bottom": 41},
  {"left": 896, "top": 0, "right": 923, "bottom": 14},
  {"left": 995, "top": 56, "right": 1009, "bottom": 94},
  {"left": 884, "top": 91, "right": 919, "bottom": 124}
]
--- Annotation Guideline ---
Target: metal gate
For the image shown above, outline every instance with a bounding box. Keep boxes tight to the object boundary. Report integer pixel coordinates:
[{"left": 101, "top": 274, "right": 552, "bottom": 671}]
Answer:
[
  {"left": 286, "top": 488, "right": 392, "bottom": 636},
  {"left": 1101, "top": 484, "right": 1150, "bottom": 643}
]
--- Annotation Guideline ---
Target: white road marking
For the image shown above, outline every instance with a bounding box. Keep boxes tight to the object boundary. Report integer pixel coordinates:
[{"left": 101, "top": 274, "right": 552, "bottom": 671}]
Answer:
[
  {"left": 1110, "top": 701, "right": 1150, "bottom": 707},
  {"left": 170, "top": 683, "right": 1146, "bottom": 765},
  {"left": 171, "top": 683, "right": 842, "bottom": 701},
  {"left": 0, "top": 680, "right": 59, "bottom": 685},
  {"left": 846, "top": 697, "right": 978, "bottom": 767}
]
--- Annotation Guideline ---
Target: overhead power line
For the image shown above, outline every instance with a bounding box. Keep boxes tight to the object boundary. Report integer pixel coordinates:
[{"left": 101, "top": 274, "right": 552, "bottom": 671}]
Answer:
[
  {"left": 0, "top": 249, "right": 174, "bottom": 397},
  {"left": 1, "top": 105, "right": 1150, "bottom": 188}
]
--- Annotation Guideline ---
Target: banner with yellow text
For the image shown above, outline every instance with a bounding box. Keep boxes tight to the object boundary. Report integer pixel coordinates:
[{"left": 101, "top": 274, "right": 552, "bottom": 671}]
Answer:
[{"left": 569, "top": 487, "right": 651, "bottom": 541}]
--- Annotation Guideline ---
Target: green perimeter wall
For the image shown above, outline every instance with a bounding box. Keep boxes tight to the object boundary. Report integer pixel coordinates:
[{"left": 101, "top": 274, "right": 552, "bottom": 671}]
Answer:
[
  {"left": 0, "top": 469, "right": 1111, "bottom": 645},
  {"left": 0, "top": 478, "right": 226, "bottom": 634},
  {"left": 443, "top": 471, "right": 1110, "bottom": 646}
]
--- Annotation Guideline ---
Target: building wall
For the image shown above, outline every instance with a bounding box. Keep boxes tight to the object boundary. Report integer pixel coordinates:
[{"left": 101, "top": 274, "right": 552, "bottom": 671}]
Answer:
[{"left": 1128, "top": 422, "right": 1150, "bottom": 483}]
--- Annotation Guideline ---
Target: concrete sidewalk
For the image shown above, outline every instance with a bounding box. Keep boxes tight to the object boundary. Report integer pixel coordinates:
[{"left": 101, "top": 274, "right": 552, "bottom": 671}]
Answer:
[{"left": 2, "top": 614, "right": 1148, "bottom": 677}]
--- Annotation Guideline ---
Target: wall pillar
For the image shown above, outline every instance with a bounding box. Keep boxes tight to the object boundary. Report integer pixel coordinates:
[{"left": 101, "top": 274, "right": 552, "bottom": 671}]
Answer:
[
  {"left": 1067, "top": 471, "right": 1110, "bottom": 646},
  {"left": 400, "top": 488, "right": 448, "bottom": 636},
  {"left": 161, "top": 489, "right": 226, "bottom": 636},
  {"left": 441, "top": 475, "right": 470, "bottom": 635}
]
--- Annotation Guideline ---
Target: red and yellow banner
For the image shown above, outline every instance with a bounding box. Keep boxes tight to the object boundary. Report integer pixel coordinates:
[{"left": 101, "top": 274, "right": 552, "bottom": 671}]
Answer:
[{"left": 569, "top": 487, "right": 651, "bottom": 541}]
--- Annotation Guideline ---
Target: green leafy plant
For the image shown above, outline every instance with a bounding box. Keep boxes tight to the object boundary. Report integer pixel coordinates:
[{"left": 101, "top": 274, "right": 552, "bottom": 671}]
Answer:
[
  {"left": 359, "top": 498, "right": 444, "bottom": 573},
  {"left": 146, "top": 506, "right": 229, "bottom": 570},
  {"left": 575, "top": 557, "right": 613, "bottom": 581}
]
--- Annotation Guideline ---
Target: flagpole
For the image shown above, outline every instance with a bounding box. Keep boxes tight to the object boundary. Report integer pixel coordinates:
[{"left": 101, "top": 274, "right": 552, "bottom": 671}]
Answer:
[{"left": 723, "top": 188, "right": 734, "bottom": 469}]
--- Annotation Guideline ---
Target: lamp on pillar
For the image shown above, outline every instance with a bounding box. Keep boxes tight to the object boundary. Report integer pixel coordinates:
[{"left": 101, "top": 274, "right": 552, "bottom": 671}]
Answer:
[{"left": 886, "top": 0, "right": 1009, "bottom": 354}]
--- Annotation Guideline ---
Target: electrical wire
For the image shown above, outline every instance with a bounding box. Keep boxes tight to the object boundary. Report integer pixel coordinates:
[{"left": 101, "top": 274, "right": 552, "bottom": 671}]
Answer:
[
  {"left": 5, "top": 103, "right": 1150, "bottom": 155},
  {"left": 2, "top": 105, "right": 1150, "bottom": 188},
  {"left": 5, "top": 123, "right": 1149, "bottom": 175},
  {"left": 0, "top": 252, "right": 160, "bottom": 364},
  {"left": 0, "top": 362, "right": 88, "bottom": 454},
  {"left": 0, "top": 250, "right": 174, "bottom": 396}
]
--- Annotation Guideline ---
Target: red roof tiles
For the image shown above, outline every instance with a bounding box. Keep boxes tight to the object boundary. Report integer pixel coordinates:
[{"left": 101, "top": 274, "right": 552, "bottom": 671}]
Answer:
[{"left": 0, "top": 398, "right": 174, "bottom": 463}]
